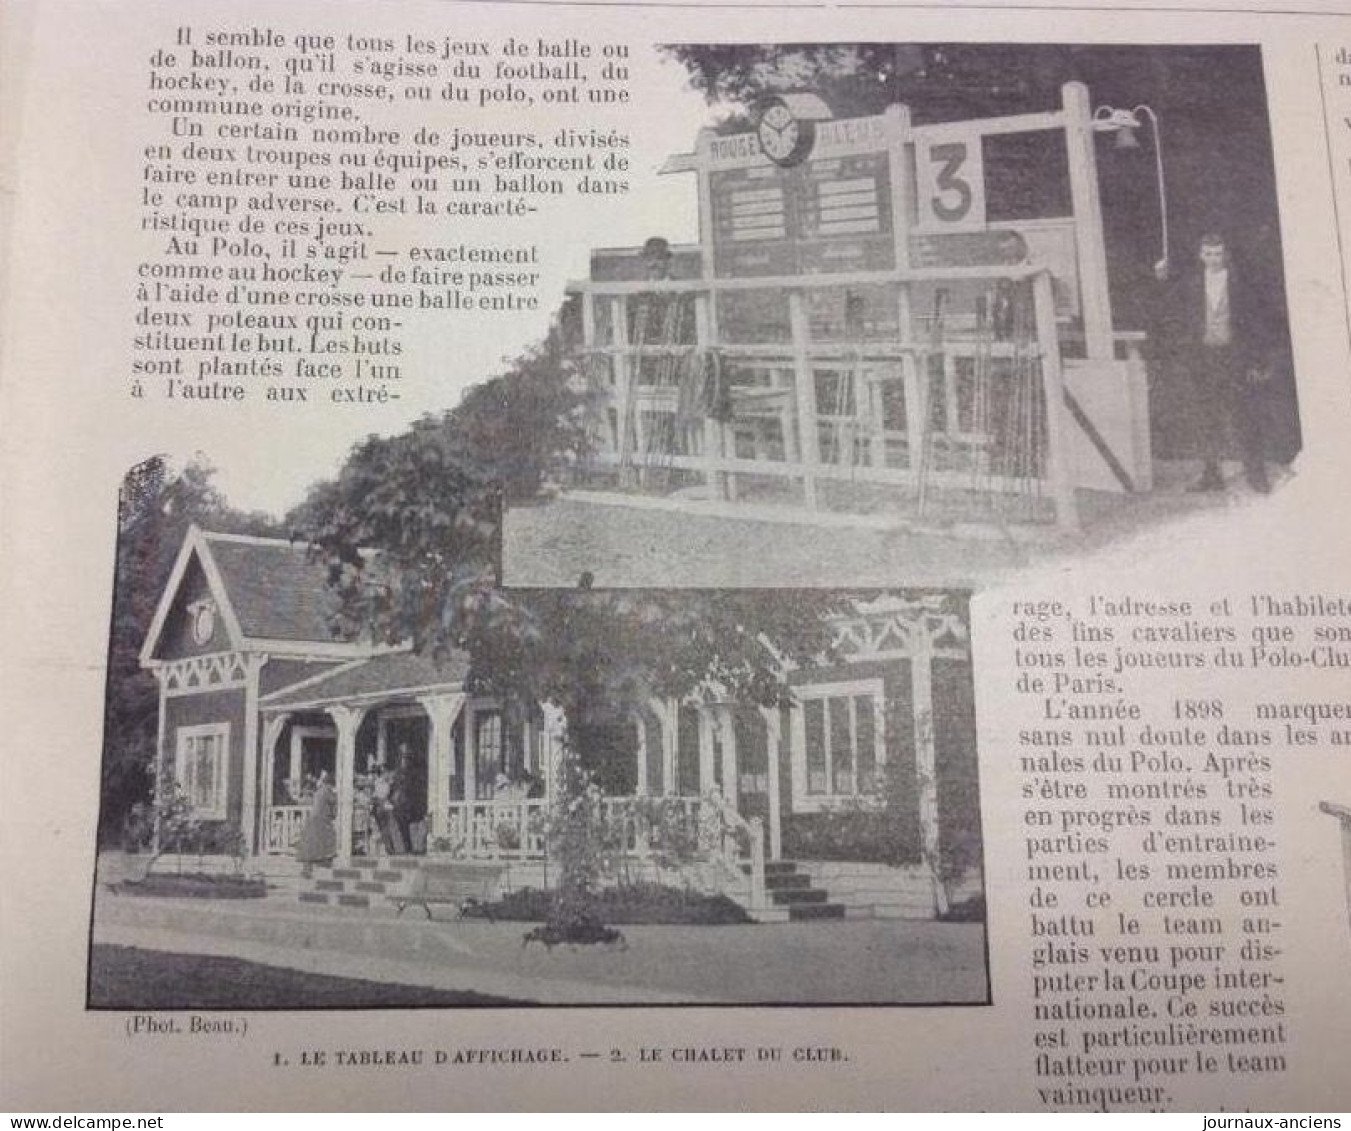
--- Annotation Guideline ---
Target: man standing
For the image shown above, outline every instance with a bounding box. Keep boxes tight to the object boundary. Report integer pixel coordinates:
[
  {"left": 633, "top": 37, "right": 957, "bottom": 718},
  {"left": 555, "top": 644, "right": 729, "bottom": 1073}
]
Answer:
[{"left": 1159, "top": 233, "right": 1273, "bottom": 493}]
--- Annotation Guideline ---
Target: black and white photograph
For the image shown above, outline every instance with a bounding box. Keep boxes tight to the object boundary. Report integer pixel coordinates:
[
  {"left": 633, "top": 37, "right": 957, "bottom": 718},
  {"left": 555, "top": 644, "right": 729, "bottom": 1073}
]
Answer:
[
  {"left": 90, "top": 458, "right": 987, "bottom": 1007},
  {"left": 501, "top": 42, "right": 1302, "bottom": 588}
]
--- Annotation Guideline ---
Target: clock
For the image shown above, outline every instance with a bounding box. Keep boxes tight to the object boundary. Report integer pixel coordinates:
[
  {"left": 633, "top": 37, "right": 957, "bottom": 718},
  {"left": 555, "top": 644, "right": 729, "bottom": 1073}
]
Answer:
[
  {"left": 756, "top": 97, "right": 815, "bottom": 167},
  {"left": 189, "top": 598, "right": 216, "bottom": 645}
]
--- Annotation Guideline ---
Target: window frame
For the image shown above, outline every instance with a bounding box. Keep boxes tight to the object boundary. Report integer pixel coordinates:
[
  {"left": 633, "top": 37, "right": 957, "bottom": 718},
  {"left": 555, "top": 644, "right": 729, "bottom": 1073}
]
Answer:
[
  {"left": 789, "top": 678, "right": 887, "bottom": 812},
  {"left": 174, "top": 722, "right": 230, "bottom": 820}
]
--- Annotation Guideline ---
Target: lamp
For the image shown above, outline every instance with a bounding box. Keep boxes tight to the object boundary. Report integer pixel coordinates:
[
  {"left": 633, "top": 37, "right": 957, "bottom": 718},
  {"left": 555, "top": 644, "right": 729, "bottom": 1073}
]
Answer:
[{"left": 1093, "top": 103, "right": 1169, "bottom": 268}]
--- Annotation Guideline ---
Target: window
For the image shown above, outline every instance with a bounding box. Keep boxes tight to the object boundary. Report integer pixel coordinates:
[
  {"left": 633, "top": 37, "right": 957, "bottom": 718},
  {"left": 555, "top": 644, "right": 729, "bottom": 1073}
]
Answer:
[
  {"left": 792, "top": 681, "right": 885, "bottom": 810},
  {"left": 175, "top": 723, "right": 228, "bottom": 819}
]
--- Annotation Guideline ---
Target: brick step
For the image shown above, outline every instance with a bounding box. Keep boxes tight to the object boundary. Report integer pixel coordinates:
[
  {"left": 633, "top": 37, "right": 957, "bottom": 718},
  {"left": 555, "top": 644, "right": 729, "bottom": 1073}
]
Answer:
[
  {"left": 763, "top": 872, "right": 811, "bottom": 890},
  {"left": 787, "top": 902, "right": 847, "bottom": 921},
  {"left": 746, "top": 861, "right": 801, "bottom": 876},
  {"left": 296, "top": 890, "right": 373, "bottom": 909},
  {"left": 769, "top": 887, "right": 828, "bottom": 905}
]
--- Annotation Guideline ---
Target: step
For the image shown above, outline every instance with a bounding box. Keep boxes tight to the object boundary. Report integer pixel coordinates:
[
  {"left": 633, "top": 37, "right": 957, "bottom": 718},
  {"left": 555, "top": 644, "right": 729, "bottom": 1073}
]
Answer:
[
  {"left": 770, "top": 888, "right": 828, "bottom": 905},
  {"left": 764, "top": 872, "right": 811, "bottom": 891},
  {"left": 788, "top": 902, "right": 847, "bottom": 921},
  {"left": 745, "top": 861, "right": 801, "bottom": 876}
]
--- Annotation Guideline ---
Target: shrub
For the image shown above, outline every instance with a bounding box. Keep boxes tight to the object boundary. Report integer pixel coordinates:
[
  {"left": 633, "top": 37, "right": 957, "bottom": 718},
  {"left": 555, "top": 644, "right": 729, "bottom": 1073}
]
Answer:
[{"left": 493, "top": 883, "right": 751, "bottom": 926}]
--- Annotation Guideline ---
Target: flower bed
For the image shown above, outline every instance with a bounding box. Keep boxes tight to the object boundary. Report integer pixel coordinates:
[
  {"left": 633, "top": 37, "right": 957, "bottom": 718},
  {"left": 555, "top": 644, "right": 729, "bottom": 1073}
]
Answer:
[
  {"left": 483, "top": 883, "right": 751, "bottom": 925},
  {"left": 119, "top": 872, "right": 267, "bottom": 900}
]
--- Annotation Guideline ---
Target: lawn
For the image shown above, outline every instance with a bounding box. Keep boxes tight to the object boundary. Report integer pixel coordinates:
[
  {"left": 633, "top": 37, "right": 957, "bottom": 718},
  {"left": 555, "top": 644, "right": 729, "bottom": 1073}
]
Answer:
[{"left": 88, "top": 945, "right": 525, "bottom": 1009}]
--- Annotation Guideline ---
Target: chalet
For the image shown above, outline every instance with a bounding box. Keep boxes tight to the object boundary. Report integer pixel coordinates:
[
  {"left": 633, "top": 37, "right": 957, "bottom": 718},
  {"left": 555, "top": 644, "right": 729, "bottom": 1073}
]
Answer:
[{"left": 139, "top": 525, "right": 983, "bottom": 920}]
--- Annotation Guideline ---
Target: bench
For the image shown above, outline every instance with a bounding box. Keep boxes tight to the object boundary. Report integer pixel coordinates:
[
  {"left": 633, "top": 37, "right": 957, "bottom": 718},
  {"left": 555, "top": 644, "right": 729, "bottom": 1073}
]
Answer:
[{"left": 390, "top": 861, "right": 507, "bottom": 921}]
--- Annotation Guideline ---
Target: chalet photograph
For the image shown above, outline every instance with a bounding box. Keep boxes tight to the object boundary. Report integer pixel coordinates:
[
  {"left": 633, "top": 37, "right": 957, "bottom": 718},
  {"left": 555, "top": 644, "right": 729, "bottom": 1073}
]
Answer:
[{"left": 90, "top": 483, "right": 988, "bottom": 1007}]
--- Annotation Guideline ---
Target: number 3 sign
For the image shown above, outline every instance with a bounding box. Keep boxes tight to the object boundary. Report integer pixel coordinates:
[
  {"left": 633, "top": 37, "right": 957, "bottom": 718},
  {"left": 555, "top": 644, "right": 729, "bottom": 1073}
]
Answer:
[{"left": 914, "top": 126, "right": 986, "bottom": 232}]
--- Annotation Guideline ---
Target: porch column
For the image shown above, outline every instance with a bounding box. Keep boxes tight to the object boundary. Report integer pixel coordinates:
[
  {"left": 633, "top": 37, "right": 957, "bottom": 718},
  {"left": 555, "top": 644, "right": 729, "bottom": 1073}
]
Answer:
[
  {"left": 240, "top": 655, "right": 266, "bottom": 857},
  {"left": 696, "top": 705, "right": 717, "bottom": 794},
  {"left": 419, "top": 692, "right": 466, "bottom": 841},
  {"left": 634, "top": 711, "right": 649, "bottom": 797},
  {"left": 759, "top": 706, "right": 783, "bottom": 861},
  {"left": 327, "top": 704, "right": 366, "bottom": 862},
  {"left": 910, "top": 636, "right": 948, "bottom": 916},
  {"left": 463, "top": 704, "right": 479, "bottom": 803},
  {"left": 259, "top": 713, "right": 289, "bottom": 852},
  {"left": 652, "top": 698, "right": 678, "bottom": 795},
  {"left": 718, "top": 707, "right": 737, "bottom": 804},
  {"left": 540, "top": 702, "right": 567, "bottom": 799},
  {"left": 152, "top": 669, "right": 167, "bottom": 854}
]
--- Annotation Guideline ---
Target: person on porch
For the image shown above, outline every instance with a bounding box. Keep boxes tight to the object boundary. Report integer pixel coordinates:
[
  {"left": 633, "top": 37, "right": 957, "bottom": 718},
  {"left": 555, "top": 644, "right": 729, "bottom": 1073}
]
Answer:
[
  {"left": 293, "top": 771, "right": 337, "bottom": 875},
  {"left": 371, "top": 762, "right": 406, "bottom": 855}
]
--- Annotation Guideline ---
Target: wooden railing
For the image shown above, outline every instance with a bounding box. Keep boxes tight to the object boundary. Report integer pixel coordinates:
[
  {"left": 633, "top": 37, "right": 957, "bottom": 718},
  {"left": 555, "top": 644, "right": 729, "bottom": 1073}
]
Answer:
[
  {"left": 701, "top": 788, "right": 767, "bottom": 913},
  {"left": 263, "top": 805, "right": 307, "bottom": 854},
  {"left": 444, "top": 799, "right": 550, "bottom": 860}
]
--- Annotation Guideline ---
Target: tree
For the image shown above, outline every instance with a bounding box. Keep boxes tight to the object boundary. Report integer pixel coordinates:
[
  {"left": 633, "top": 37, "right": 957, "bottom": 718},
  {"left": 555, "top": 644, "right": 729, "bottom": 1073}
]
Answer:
[
  {"left": 99, "top": 456, "right": 283, "bottom": 844},
  {"left": 298, "top": 413, "right": 855, "bottom": 942}
]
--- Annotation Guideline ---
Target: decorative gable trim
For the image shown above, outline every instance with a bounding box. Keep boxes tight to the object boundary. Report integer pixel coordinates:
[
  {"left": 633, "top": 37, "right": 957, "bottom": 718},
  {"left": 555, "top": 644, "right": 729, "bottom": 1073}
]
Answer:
[
  {"left": 139, "top": 525, "right": 247, "bottom": 666},
  {"left": 156, "top": 651, "right": 257, "bottom": 696}
]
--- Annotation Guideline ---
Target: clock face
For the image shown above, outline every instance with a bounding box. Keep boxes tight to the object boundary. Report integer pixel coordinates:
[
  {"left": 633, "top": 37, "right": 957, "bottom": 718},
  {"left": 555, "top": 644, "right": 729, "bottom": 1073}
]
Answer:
[
  {"left": 756, "top": 101, "right": 812, "bottom": 166},
  {"left": 191, "top": 600, "right": 216, "bottom": 645}
]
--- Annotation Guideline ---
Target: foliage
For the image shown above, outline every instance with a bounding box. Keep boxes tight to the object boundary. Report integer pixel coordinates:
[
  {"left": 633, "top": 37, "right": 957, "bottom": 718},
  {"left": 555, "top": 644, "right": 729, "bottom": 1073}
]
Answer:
[
  {"left": 485, "top": 883, "right": 752, "bottom": 925},
  {"left": 114, "top": 873, "right": 267, "bottom": 900},
  {"left": 527, "top": 752, "right": 625, "bottom": 947},
  {"left": 100, "top": 456, "right": 283, "bottom": 844},
  {"left": 781, "top": 761, "right": 922, "bottom": 866}
]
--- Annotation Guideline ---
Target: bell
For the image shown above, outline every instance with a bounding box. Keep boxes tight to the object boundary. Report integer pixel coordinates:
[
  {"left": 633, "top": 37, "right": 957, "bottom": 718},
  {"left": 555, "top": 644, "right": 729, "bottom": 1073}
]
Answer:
[{"left": 1114, "top": 125, "right": 1141, "bottom": 151}]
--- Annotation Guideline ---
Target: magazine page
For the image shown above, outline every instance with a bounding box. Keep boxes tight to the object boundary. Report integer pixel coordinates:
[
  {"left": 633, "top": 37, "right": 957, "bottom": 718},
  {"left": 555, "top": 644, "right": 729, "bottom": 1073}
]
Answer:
[{"left": 1, "top": 0, "right": 1349, "bottom": 1112}]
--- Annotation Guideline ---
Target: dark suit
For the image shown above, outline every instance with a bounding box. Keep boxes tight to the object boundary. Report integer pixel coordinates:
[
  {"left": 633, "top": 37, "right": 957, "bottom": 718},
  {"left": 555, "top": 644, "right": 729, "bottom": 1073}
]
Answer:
[{"left": 1165, "top": 264, "right": 1273, "bottom": 489}]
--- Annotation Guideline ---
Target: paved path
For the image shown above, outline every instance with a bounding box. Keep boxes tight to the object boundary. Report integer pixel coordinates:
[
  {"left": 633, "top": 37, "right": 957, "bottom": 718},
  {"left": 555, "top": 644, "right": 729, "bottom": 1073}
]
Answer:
[{"left": 93, "top": 895, "right": 988, "bottom": 1007}]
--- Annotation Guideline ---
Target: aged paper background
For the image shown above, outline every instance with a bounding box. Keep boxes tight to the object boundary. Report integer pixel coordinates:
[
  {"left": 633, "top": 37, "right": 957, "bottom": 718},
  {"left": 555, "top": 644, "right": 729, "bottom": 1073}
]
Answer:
[{"left": 2, "top": 0, "right": 1350, "bottom": 1110}]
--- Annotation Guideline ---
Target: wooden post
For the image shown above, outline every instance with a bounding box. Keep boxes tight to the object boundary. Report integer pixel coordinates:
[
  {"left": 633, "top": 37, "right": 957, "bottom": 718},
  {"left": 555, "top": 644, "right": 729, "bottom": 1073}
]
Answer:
[
  {"left": 697, "top": 705, "right": 717, "bottom": 793},
  {"left": 634, "top": 710, "right": 649, "bottom": 797},
  {"left": 614, "top": 295, "right": 634, "bottom": 481},
  {"left": 259, "top": 713, "right": 288, "bottom": 852},
  {"left": 463, "top": 703, "right": 479, "bottom": 803},
  {"left": 1034, "top": 270, "right": 1080, "bottom": 531},
  {"left": 660, "top": 699, "right": 678, "bottom": 796},
  {"left": 240, "top": 657, "right": 264, "bottom": 857},
  {"left": 719, "top": 708, "right": 738, "bottom": 807},
  {"left": 695, "top": 293, "right": 728, "bottom": 500},
  {"left": 1062, "top": 81, "right": 1114, "bottom": 361},
  {"left": 789, "top": 290, "right": 821, "bottom": 508},
  {"left": 419, "top": 692, "right": 466, "bottom": 841},
  {"left": 884, "top": 104, "right": 915, "bottom": 485},
  {"left": 760, "top": 707, "right": 783, "bottom": 862},
  {"left": 909, "top": 636, "right": 948, "bottom": 917},
  {"left": 541, "top": 702, "right": 566, "bottom": 802},
  {"left": 328, "top": 705, "right": 365, "bottom": 862}
]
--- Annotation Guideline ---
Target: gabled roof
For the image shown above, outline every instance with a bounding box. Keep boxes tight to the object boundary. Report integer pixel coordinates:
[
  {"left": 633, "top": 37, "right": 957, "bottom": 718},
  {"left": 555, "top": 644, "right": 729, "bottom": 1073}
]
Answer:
[
  {"left": 260, "top": 649, "right": 470, "bottom": 711},
  {"left": 140, "top": 526, "right": 371, "bottom": 665}
]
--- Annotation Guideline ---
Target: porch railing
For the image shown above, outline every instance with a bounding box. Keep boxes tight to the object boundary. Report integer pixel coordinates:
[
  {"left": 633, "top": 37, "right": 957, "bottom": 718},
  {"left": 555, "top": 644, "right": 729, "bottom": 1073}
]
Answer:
[
  {"left": 263, "top": 805, "right": 307, "bottom": 854},
  {"left": 444, "top": 799, "right": 550, "bottom": 860},
  {"left": 700, "top": 789, "right": 767, "bottom": 913}
]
